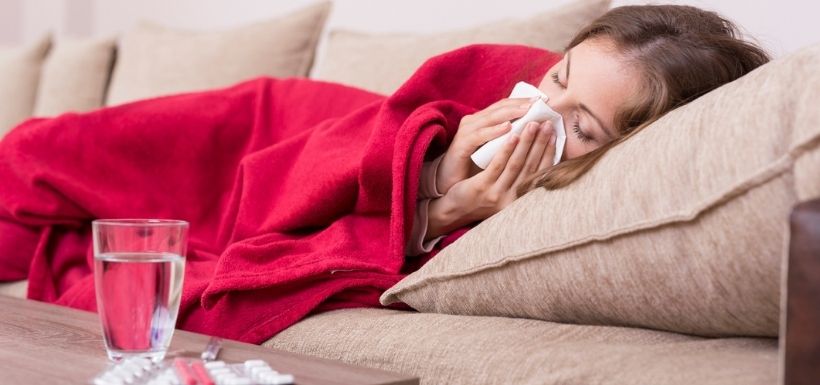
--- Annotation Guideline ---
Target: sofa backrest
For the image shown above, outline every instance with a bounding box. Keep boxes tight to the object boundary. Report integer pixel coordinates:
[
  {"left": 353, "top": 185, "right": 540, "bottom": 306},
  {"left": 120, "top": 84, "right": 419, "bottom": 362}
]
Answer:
[{"left": 0, "top": 0, "right": 611, "bottom": 137}]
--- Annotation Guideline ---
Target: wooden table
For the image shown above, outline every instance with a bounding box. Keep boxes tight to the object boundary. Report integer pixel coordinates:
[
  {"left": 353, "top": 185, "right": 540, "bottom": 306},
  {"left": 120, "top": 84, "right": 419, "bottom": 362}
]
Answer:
[{"left": 0, "top": 295, "right": 418, "bottom": 385}]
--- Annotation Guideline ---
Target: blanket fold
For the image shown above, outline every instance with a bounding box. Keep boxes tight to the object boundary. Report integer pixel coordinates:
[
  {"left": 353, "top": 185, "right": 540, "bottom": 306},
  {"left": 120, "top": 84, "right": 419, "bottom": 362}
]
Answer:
[{"left": 0, "top": 44, "right": 559, "bottom": 343}]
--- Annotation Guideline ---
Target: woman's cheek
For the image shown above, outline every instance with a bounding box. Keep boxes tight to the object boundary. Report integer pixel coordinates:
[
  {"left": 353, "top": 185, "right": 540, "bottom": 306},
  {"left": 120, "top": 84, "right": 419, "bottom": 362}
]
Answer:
[
  {"left": 562, "top": 137, "right": 581, "bottom": 160},
  {"left": 540, "top": 85, "right": 559, "bottom": 102},
  {"left": 562, "top": 137, "right": 596, "bottom": 160}
]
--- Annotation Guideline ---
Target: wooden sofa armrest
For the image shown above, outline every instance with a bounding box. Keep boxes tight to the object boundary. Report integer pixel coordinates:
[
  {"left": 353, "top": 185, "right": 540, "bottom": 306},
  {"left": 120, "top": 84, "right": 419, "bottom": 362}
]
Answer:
[{"left": 784, "top": 198, "right": 820, "bottom": 385}]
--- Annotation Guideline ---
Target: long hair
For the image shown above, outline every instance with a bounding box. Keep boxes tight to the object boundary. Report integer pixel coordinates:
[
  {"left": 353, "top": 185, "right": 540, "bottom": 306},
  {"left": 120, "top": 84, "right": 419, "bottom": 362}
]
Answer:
[{"left": 519, "top": 5, "right": 770, "bottom": 194}]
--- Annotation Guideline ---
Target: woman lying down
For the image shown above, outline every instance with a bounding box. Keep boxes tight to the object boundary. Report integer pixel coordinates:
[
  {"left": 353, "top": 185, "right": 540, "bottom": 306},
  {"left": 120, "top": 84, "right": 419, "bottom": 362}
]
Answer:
[{"left": 0, "top": 5, "right": 768, "bottom": 343}]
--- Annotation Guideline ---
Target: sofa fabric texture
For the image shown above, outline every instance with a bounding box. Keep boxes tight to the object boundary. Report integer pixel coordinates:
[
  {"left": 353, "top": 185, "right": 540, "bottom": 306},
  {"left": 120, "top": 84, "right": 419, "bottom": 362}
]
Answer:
[
  {"left": 312, "top": 0, "right": 611, "bottom": 94},
  {"left": 34, "top": 37, "right": 115, "bottom": 116},
  {"left": 105, "top": 1, "right": 331, "bottom": 106},
  {"left": 0, "top": 35, "right": 50, "bottom": 137},
  {"left": 266, "top": 308, "right": 778, "bottom": 385},
  {"left": 381, "top": 43, "right": 820, "bottom": 338}
]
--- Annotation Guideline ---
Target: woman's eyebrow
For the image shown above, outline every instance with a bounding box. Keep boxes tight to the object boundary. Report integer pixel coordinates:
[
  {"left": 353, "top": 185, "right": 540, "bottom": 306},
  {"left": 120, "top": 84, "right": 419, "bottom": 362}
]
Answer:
[
  {"left": 565, "top": 51, "right": 615, "bottom": 139},
  {"left": 565, "top": 51, "right": 571, "bottom": 81}
]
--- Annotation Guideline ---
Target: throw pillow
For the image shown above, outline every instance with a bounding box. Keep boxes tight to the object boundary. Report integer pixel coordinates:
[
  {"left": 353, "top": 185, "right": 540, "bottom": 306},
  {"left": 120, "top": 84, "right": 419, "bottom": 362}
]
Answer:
[
  {"left": 106, "top": 1, "right": 331, "bottom": 106},
  {"left": 381, "top": 44, "right": 820, "bottom": 338},
  {"left": 0, "top": 35, "right": 51, "bottom": 137},
  {"left": 34, "top": 37, "right": 115, "bottom": 116},
  {"left": 311, "top": 0, "right": 610, "bottom": 94}
]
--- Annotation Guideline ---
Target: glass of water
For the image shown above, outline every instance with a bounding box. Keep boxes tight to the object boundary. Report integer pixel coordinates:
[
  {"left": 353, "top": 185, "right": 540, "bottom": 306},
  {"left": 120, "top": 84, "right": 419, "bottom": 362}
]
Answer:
[{"left": 92, "top": 219, "right": 188, "bottom": 362}]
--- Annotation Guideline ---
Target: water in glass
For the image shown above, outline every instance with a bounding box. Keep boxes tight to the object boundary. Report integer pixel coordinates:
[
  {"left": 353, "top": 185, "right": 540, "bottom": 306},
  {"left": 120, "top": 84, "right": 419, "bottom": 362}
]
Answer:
[{"left": 94, "top": 252, "right": 185, "bottom": 362}]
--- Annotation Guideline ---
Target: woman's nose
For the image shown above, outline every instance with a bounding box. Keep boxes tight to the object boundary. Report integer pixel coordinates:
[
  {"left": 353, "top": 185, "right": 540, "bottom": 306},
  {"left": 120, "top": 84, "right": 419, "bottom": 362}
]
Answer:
[{"left": 546, "top": 95, "right": 570, "bottom": 117}]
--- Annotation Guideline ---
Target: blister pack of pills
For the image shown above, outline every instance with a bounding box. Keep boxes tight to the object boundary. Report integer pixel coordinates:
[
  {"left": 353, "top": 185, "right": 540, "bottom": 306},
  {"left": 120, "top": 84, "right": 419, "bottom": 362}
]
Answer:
[{"left": 91, "top": 357, "right": 295, "bottom": 385}]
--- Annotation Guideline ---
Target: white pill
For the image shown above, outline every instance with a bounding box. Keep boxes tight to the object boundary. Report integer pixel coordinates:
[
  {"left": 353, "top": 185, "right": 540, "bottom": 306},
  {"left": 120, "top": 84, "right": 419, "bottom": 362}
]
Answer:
[
  {"left": 123, "top": 363, "right": 145, "bottom": 375},
  {"left": 204, "top": 360, "right": 226, "bottom": 369},
  {"left": 244, "top": 359, "right": 267, "bottom": 368},
  {"left": 138, "top": 360, "right": 154, "bottom": 370},
  {"left": 94, "top": 378, "right": 124, "bottom": 385},
  {"left": 209, "top": 368, "right": 231, "bottom": 375},
  {"left": 159, "top": 370, "right": 177, "bottom": 379},
  {"left": 111, "top": 365, "right": 128, "bottom": 373},
  {"left": 164, "top": 374, "right": 181, "bottom": 385},
  {"left": 261, "top": 371, "right": 282, "bottom": 379},
  {"left": 115, "top": 371, "right": 135, "bottom": 384},
  {"left": 100, "top": 371, "right": 122, "bottom": 380},
  {"left": 216, "top": 373, "right": 238, "bottom": 382},
  {"left": 122, "top": 361, "right": 144, "bottom": 374},
  {"left": 251, "top": 366, "right": 276, "bottom": 376},
  {"left": 256, "top": 374, "right": 275, "bottom": 384},
  {"left": 272, "top": 374, "right": 295, "bottom": 385},
  {"left": 158, "top": 374, "right": 178, "bottom": 384}
]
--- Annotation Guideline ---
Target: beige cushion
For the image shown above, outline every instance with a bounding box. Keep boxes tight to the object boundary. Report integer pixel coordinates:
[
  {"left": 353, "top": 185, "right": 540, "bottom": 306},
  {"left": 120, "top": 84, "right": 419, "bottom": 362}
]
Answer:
[
  {"left": 106, "top": 1, "right": 330, "bottom": 105},
  {"left": 0, "top": 280, "right": 27, "bottom": 299},
  {"left": 0, "top": 35, "right": 51, "bottom": 137},
  {"left": 381, "top": 44, "right": 820, "bottom": 337},
  {"left": 266, "top": 308, "right": 777, "bottom": 385},
  {"left": 311, "top": 0, "right": 610, "bottom": 94},
  {"left": 34, "top": 37, "right": 115, "bottom": 116}
]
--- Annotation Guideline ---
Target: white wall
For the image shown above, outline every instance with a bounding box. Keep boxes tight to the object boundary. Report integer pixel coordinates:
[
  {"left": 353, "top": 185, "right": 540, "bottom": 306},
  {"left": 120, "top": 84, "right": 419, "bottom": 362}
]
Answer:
[
  {"left": 615, "top": 0, "right": 819, "bottom": 57},
  {"left": 1, "top": 0, "right": 818, "bottom": 57}
]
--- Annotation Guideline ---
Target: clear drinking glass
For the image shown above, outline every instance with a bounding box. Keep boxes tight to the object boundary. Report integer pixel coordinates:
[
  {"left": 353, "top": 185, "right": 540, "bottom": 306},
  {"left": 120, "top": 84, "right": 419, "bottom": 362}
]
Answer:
[{"left": 92, "top": 219, "right": 188, "bottom": 362}]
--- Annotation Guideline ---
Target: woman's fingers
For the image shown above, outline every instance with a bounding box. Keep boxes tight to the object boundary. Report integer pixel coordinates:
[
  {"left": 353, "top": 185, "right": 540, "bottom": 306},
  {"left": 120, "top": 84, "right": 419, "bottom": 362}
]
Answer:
[
  {"left": 538, "top": 122, "right": 557, "bottom": 170},
  {"left": 480, "top": 97, "right": 536, "bottom": 114},
  {"left": 450, "top": 121, "right": 511, "bottom": 158},
  {"left": 483, "top": 125, "right": 521, "bottom": 180},
  {"left": 467, "top": 97, "right": 535, "bottom": 131},
  {"left": 521, "top": 121, "right": 551, "bottom": 175},
  {"left": 474, "top": 121, "right": 512, "bottom": 144},
  {"left": 497, "top": 122, "right": 539, "bottom": 189}
]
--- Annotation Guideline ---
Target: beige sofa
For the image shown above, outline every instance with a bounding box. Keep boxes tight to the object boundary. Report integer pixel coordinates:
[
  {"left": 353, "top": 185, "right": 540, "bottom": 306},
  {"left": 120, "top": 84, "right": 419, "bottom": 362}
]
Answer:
[{"left": 2, "top": 1, "right": 819, "bottom": 384}]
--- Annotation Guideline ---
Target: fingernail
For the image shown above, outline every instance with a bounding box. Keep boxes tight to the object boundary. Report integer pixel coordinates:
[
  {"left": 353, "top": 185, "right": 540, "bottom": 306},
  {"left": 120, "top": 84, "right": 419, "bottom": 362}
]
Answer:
[
  {"left": 550, "top": 135, "right": 557, "bottom": 145},
  {"left": 528, "top": 96, "right": 539, "bottom": 102}
]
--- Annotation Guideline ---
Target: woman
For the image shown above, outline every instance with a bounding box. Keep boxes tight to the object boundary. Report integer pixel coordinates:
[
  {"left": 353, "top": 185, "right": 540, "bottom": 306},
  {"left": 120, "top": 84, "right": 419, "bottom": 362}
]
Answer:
[
  {"left": 407, "top": 5, "right": 770, "bottom": 254},
  {"left": 0, "top": 5, "right": 769, "bottom": 342}
]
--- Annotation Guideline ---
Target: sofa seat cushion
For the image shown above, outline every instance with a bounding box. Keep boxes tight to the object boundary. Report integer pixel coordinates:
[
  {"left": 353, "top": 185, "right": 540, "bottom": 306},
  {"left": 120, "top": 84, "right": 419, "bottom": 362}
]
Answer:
[
  {"left": 0, "top": 280, "right": 27, "bottom": 299},
  {"left": 265, "top": 308, "right": 777, "bottom": 385}
]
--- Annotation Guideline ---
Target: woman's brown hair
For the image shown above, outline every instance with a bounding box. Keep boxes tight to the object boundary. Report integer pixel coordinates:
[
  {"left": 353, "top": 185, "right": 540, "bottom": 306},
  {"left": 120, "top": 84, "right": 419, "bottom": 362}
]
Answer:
[{"left": 520, "top": 5, "right": 770, "bottom": 194}]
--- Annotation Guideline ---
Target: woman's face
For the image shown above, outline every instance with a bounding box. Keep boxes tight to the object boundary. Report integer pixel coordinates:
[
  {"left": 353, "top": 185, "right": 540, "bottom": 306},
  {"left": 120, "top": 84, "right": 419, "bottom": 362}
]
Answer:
[{"left": 537, "top": 37, "right": 641, "bottom": 160}]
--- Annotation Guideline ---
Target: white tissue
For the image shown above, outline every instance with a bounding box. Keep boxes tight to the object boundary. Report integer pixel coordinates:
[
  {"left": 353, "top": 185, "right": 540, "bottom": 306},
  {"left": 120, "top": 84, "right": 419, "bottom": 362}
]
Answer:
[{"left": 470, "top": 81, "right": 566, "bottom": 169}]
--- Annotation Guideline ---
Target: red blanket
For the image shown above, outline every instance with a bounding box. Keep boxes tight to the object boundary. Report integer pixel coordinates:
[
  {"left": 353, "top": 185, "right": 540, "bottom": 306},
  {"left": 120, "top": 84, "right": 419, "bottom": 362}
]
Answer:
[{"left": 0, "top": 44, "right": 559, "bottom": 343}]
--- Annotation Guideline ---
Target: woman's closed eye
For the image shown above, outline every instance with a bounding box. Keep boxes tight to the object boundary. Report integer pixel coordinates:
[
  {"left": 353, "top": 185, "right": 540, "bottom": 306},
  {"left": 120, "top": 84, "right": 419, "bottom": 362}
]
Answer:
[
  {"left": 572, "top": 121, "right": 593, "bottom": 143},
  {"left": 550, "top": 72, "right": 564, "bottom": 89},
  {"left": 551, "top": 72, "right": 594, "bottom": 143}
]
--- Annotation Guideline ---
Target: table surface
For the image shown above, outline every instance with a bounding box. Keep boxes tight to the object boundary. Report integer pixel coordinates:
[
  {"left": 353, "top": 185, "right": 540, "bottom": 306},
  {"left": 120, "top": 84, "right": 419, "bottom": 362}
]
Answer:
[{"left": 0, "top": 295, "right": 418, "bottom": 385}]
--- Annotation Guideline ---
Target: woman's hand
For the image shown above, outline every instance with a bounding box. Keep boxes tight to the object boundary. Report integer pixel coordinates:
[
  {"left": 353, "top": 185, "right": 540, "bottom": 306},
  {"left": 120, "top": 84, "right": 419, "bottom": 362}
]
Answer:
[
  {"left": 435, "top": 97, "right": 539, "bottom": 195},
  {"left": 426, "top": 120, "right": 556, "bottom": 240}
]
